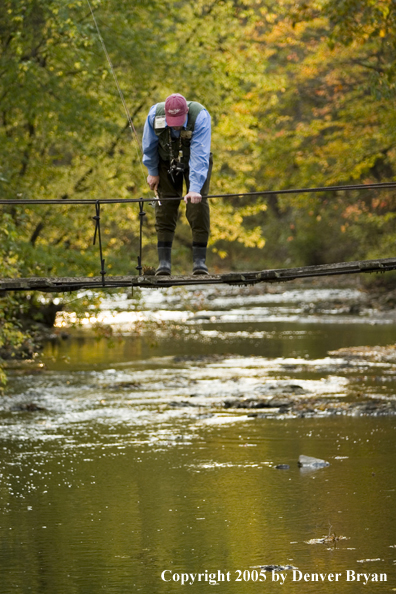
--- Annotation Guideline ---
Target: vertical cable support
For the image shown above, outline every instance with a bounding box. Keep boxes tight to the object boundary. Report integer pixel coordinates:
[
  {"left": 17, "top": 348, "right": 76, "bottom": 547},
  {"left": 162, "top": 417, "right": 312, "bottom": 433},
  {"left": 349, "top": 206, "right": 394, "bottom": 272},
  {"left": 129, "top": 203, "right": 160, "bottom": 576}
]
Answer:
[
  {"left": 136, "top": 199, "right": 146, "bottom": 276},
  {"left": 92, "top": 200, "right": 106, "bottom": 286}
]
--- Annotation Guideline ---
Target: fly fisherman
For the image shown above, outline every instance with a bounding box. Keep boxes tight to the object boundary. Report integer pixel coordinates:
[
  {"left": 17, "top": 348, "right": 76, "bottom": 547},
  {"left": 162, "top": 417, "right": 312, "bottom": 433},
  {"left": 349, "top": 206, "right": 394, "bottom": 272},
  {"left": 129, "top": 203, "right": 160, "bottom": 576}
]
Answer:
[{"left": 142, "top": 94, "right": 212, "bottom": 276}]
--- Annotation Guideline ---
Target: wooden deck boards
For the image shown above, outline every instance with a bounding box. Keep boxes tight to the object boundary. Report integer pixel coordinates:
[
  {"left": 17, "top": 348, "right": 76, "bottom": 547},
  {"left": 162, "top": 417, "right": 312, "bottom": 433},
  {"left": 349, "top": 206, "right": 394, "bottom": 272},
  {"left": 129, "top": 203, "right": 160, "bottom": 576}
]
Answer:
[{"left": 1, "top": 257, "right": 396, "bottom": 293}]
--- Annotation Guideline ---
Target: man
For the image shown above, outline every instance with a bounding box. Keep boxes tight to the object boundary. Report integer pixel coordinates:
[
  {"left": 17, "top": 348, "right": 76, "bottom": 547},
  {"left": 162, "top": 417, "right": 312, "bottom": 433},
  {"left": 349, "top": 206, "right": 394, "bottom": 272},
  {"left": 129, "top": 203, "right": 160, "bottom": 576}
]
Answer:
[{"left": 142, "top": 93, "right": 212, "bottom": 276}]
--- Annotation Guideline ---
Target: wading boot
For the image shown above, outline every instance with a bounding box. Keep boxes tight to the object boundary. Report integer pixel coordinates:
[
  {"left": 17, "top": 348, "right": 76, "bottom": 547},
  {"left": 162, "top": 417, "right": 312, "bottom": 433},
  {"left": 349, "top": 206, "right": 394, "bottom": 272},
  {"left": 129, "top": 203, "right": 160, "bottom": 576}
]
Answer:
[
  {"left": 156, "top": 242, "right": 172, "bottom": 276},
  {"left": 192, "top": 244, "right": 209, "bottom": 275}
]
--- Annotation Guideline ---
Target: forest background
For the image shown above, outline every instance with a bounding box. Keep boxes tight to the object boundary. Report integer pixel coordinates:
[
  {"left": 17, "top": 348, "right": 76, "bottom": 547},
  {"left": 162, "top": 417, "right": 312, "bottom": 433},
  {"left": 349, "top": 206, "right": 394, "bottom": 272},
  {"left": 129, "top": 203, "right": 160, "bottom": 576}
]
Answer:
[{"left": 0, "top": 0, "right": 396, "bottom": 384}]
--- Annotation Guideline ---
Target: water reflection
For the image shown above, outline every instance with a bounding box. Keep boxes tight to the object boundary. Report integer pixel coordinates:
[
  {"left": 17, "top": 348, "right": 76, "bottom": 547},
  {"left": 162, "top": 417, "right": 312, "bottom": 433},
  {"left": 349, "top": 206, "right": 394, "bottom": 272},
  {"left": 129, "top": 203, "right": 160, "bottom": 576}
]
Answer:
[{"left": 1, "top": 419, "right": 395, "bottom": 593}]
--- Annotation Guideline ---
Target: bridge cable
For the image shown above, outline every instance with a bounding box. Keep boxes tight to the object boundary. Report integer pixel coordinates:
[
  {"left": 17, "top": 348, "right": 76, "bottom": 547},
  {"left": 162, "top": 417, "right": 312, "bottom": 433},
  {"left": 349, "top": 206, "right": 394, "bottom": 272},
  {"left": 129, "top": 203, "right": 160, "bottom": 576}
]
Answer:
[{"left": 1, "top": 180, "right": 396, "bottom": 206}]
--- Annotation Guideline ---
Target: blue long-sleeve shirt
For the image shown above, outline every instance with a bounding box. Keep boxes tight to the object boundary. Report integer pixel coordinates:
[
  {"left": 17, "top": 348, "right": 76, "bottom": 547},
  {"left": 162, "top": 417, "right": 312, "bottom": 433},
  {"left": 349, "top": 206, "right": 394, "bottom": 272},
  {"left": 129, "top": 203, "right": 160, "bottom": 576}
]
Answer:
[{"left": 142, "top": 104, "right": 211, "bottom": 193}]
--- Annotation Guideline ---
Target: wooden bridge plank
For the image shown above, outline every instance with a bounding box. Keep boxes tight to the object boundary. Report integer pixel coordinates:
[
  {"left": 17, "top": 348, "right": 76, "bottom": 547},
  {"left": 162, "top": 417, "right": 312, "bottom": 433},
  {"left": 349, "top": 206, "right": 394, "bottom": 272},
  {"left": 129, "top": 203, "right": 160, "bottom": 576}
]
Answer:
[{"left": 1, "top": 257, "right": 396, "bottom": 293}]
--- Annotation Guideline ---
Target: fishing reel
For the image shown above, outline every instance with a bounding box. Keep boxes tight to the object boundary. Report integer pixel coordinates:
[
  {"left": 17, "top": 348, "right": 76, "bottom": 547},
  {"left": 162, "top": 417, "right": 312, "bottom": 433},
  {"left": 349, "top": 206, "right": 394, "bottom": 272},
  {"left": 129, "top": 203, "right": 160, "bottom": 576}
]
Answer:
[{"left": 168, "top": 158, "right": 185, "bottom": 178}]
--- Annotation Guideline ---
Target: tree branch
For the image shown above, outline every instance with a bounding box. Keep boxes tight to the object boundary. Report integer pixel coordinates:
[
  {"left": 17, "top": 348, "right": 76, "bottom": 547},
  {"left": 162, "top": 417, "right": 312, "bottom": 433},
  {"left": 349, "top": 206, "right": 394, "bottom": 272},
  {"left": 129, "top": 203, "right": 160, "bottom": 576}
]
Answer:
[
  {"left": 19, "top": 121, "right": 35, "bottom": 177},
  {"left": 30, "top": 221, "right": 45, "bottom": 246}
]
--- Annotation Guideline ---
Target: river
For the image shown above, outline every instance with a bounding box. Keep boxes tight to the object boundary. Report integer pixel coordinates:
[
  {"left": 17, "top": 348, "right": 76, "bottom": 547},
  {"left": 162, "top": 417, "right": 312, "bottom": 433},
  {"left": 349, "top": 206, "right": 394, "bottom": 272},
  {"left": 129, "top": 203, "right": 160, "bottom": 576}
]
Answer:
[{"left": 1, "top": 281, "right": 395, "bottom": 593}]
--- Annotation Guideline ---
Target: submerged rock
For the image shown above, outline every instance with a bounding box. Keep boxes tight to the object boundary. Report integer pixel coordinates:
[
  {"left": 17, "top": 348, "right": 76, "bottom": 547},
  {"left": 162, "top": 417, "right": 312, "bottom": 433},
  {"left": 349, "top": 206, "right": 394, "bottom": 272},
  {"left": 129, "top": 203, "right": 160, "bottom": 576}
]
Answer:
[
  {"left": 275, "top": 464, "right": 290, "bottom": 470},
  {"left": 225, "top": 397, "right": 396, "bottom": 419},
  {"left": 280, "top": 385, "right": 305, "bottom": 394},
  {"left": 194, "top": 413, "right": 214, "bottom": 420},
  {"left": 223, "top": 398, "right": 291, "bottom": 410},
  {"left": 265, "top": 398, "right": 292, "bottom": 409},
  {"left": 298, "top": 455, "right": 330, "bottom": 468},
  {"left": 11, "top": 402, "right": 46, "bottom": 412},
  {"left": 107, "top": 381, "right": 141, "bottom": 390},
  {"left": 261, "top": 565, "right": 296, "bottom": 572},
  {"left": 306, "top": 534, "right": 347, "bottom": 545},
  {"left": 168, "top": 401, "right": 197, "bottom": 408},
  {"left": 173, "top": 354, "right": 226, "bottom": 364}
]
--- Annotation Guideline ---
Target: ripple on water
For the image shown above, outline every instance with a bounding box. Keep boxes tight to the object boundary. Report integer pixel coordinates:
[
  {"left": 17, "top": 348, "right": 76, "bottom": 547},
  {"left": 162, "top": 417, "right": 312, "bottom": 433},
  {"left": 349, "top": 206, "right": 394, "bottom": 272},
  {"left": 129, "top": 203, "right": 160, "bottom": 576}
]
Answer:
[{"left": 3, "top": 349, "right": 396, "bottom": 447}]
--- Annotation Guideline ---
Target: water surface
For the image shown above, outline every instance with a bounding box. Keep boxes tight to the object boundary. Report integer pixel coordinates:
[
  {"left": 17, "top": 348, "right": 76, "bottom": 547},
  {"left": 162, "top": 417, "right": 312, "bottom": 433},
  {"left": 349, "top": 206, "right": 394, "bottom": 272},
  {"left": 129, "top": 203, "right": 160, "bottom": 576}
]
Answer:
[{"left": 1, "top": 282, "right": 395, "bottom": 593}]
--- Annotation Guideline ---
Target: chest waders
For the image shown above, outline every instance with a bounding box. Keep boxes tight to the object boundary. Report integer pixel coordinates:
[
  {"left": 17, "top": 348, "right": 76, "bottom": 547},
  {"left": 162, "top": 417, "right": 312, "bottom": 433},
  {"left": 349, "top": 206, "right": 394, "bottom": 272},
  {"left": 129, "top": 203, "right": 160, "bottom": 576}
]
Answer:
[{"left": 153, "top": 102, "right": 212, "bottom": 276}]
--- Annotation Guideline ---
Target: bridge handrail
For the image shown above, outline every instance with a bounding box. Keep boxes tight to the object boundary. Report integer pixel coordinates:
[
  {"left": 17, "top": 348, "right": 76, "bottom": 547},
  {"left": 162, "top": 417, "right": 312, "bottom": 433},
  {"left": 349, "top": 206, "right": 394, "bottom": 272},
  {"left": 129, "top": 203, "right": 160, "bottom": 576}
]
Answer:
[
  {"left": 1, "top": 181, "right": 395, "bottom": 286},
  {"left": 0, "top": 181, "right": 395, "bottom": 205}
]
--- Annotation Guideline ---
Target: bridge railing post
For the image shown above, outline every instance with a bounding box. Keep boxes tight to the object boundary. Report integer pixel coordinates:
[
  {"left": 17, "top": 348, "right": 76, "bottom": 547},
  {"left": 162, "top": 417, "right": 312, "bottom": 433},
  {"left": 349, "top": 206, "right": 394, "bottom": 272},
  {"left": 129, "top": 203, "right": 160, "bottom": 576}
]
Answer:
[
  {"left": 136, "top": 198, "right": 146, "bottom": 276},
  {"left": 92, "top": 200, "right": 106, "bottom": 286}
]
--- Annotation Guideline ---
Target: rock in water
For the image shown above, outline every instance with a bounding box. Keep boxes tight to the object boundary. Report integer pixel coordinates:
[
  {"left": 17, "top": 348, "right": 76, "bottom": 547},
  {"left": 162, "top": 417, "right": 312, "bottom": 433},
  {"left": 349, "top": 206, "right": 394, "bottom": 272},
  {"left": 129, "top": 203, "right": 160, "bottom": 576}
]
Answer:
[
  {"left": 261, "top": 565, "right": 296, "bottom": 572},
  {"left": 298, "top": 455, "right": 330, "bottom": 468}
]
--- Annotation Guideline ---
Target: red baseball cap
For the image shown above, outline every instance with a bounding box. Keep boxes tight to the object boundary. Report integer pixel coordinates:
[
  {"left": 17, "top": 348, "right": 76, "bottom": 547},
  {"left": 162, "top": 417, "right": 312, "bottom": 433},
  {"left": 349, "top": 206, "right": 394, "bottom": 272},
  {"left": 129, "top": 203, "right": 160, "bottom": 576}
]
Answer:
[{"left": 165, "top": 94, "right": 189, "bottom": 127}]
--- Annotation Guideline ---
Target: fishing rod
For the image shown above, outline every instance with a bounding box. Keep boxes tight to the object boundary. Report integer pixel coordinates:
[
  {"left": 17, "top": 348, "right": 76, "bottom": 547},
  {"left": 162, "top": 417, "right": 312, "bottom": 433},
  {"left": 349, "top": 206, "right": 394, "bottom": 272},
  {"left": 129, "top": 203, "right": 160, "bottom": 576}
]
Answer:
[{"left": 86, "top": 0, "right": 147, "bottom": 186}]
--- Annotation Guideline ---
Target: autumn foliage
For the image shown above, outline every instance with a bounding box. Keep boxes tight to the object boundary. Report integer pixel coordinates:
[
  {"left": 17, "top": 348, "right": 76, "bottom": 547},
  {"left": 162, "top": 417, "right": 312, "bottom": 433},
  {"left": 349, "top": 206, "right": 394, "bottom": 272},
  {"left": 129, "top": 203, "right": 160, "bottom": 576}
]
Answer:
[{"left": 1, "top": 0, "right": 395, "bottom": 377}]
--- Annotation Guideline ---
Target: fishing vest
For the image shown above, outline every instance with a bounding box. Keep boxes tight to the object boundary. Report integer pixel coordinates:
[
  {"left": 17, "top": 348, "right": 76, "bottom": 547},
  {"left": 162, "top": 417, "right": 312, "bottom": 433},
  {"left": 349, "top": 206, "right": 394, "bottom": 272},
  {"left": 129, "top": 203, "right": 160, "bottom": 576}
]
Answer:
[{"left": 153, "top": 101, "right": 205, "bottom": 165}]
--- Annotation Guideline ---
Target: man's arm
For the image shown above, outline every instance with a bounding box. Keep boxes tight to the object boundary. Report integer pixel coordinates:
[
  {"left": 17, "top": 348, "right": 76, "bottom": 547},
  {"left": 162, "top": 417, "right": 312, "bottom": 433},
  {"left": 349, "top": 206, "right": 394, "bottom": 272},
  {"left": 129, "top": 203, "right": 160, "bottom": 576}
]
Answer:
[
  {"left": 184, "top": 109, "right": 211, "bottom": 203},
  {"left": 142, "top": 105, "right": 160, "bottom": 190}
]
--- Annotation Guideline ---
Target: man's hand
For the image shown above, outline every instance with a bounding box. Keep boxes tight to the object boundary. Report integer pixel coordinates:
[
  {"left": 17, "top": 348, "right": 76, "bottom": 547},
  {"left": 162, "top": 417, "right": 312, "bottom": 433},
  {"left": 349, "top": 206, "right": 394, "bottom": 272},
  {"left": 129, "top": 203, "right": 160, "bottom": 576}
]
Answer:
[
  {"left": 147, "top": 175, "right": 159, "bottom": 191},
  {"left": 184, "top": 191, "right": 202, "bottom": 204}
]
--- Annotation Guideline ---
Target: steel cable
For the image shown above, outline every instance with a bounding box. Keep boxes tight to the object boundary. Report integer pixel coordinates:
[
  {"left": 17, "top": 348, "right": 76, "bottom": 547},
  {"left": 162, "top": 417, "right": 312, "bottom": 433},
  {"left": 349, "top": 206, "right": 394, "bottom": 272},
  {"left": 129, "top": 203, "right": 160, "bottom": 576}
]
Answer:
[{"left": 1, "top": 180, "right": 395, "bottom": 205}]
